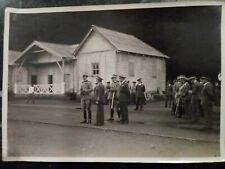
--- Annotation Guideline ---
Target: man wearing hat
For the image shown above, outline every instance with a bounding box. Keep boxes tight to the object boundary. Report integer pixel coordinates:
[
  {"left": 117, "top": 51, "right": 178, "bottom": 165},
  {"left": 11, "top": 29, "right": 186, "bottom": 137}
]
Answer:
[
  {"left": 175, "top": 75, "right": 190, "bottom": 118},
  {"left": 172, "top": 76, "right": 183, "bottom": 115},
  {"left": 108, "top": 74, "right": 120, "bottom": 121},
  {"left": 118, "top": 75, "right": 130, "bottom": 124},
  {"left": 95, "top": 76, "right": 105, "bottom": 126},
  {"left": 135, "top": 78, "right": 146, "bottom": 111},
  {"left": 104, "top": 81, "right": 111, "bottom": 105},
  {"left": 165, "top": 80, "right": 173, "bottom": 108},
  {"left": 130, "top": 81, "right": 137, "bottom": 105},
  {"left": 80, "top": 72, "right": 93, "bottom": 124},
  {"left": 200, "top": 76, "right": 214, "bottom": 129},
  {"left": 189, "top": 76, "right": 202, "bottom": 122}
]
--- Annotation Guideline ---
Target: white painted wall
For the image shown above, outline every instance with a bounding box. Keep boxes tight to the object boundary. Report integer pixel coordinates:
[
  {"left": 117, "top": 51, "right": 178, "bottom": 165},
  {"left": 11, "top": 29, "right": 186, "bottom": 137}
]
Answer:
[
  {"left": 78, "top": 31, "right": 114, "bottom": 54},
  {"left": 116, "top": 52, "right": 166, "bottom": 91},
  {"left": 27, "top": 51, "right": 61, "bottom": 64},
  {"left": 75, "top": 31, "right": 116, "bottom": 92}
]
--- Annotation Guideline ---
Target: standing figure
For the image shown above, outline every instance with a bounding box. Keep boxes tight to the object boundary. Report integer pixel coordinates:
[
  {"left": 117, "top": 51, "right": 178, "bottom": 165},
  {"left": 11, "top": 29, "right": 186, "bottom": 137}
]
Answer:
[
  {"left": 95, "top": 76, "right": 105, "bottom": 126},
  {"left": 135, "top": 78, "right": 146, "bottom": 111},
  {"left": 105, "top": 81, "right": 111, "bottom": 105},
  {"left": 80, "top": 72, "right": 93, "bottom": 124},
  {"left": 180, "top": 78, "right": 191, "bottom": 119},
  {"left": 200, "top": 76, "right": 214, "bottom": 129},
  {"left": 108, "top": 74, "right": 120, "bottom": 121},
  {"left": 130, "top": 81, "right": 137, "bottom": 105},
  {"left": 118, "top": 75, "right": 130, "bottom": 124},
  {"left": 189, "top": 76, "right": 202, "bottom": 122},
  {"left": 26, "top": 85, "right": 35, "bottom": 104},
  {"left": 165, "top": 81, "right": 173, "bottom": 108},
  {"left": 174, "top": 75, "right": 186, "bottom": 118}
]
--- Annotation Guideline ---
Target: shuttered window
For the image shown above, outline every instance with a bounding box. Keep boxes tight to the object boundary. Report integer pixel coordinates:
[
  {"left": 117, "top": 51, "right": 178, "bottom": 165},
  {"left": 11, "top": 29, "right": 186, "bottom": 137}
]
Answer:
[{"left": 128, "top": 61, "right": 135, "bottom": 77}]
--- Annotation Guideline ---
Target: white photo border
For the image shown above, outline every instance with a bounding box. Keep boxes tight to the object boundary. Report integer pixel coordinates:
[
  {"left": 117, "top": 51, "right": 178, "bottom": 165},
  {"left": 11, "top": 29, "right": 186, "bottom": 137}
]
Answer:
[{"left": 2, "top": 1, "right": 225, "bottom": 162}]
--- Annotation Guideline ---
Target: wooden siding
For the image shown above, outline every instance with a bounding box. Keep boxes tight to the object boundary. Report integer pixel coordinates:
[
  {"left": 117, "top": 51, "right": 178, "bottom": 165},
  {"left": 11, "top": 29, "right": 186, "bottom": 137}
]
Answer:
[{"left": 116, "top": 52, "right": 166, "bottom": 91}]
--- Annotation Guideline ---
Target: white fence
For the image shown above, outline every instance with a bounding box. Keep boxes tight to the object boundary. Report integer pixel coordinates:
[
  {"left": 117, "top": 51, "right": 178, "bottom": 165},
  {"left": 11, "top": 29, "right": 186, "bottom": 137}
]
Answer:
[{"left": 14, "top": 83, "right": 64, "bottom": 94}]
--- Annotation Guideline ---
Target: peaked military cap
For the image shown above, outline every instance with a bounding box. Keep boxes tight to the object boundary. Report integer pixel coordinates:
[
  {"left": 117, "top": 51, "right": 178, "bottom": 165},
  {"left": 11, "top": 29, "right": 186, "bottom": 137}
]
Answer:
[
  {"left": 119, "top": 75, "right": 126, "bottom": 79},
  {"left": 82, "top": 72, "right": 88, "bottom": 77},
  {"left": 177, "top": 75, "right": 187, "bottom": 80},
  {"left": 188, "top": 76, "right": 197, "bottom": 81},
  {"left": 96, "top": 76, "right": 103, "bottom": 81},
  {"left": 111, "top": 74, "right": 117, "bottom": 79},
  {"left": 200, "top": 76, "right": 209, "bottom": 80},
  {"left": 137, "top": 78, "right": 142, "bottom": 81}
]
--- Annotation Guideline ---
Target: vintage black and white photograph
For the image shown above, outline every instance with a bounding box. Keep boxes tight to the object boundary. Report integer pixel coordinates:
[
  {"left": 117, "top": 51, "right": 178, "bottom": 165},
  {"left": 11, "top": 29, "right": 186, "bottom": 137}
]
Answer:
[{"left": 2, "top": 2, "right": 224, "bottom": 162}]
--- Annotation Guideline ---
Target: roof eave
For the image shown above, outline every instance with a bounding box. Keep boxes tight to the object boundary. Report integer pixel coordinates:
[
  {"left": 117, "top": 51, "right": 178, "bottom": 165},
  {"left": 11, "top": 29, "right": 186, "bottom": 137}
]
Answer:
[{"left": 117, "top": 50, "right": 169, "bottom": 59}]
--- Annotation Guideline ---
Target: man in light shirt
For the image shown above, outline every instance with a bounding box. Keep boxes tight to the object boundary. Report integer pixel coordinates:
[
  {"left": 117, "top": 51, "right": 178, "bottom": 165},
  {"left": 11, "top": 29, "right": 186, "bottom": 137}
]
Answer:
[{"left": 26, "top": 85, "right": 35, "bottom": 104}]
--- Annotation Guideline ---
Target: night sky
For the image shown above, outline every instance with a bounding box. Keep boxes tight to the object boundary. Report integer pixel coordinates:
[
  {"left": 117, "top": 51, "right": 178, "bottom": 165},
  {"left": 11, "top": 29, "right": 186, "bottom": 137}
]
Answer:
[{"left": 9, "top": 6, "right": 221, "bottom": 80}]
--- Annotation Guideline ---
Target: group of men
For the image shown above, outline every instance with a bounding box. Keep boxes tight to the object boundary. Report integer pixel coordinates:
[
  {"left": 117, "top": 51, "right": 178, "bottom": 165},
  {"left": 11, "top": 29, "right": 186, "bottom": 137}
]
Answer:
[
  {"left": 164, "top": 75, "right": 220, "bottom": 129},
  {"left": 80, "top": 73, "right": 131, "bottom": 125},
  {"left": 80, "top": 73, "right": 146, "bottom": 126}
]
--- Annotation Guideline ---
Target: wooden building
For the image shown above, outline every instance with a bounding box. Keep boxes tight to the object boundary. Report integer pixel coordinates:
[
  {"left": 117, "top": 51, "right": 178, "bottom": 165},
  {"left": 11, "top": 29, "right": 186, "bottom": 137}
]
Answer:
[
  {"left": 11, "top": 41, "right": 78, "bottom": 94},
  {"left": 9, "top": 25, "right": 169, "bottom": 95},
  {"left": 74, "top": 25, "right": 169, "bottom": 92}
]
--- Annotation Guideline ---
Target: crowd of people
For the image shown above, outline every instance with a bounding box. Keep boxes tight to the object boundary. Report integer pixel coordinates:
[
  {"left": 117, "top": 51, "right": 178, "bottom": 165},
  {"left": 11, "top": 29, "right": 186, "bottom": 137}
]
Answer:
[
  {"left": 79, "top": 72, "right": 221, "bottom": 129},
  {"left": 164, "top": 75, "right": 221, "bottom": 130},
  {"left": 80, "top": 73, "right": 146, "bottom": 126}
]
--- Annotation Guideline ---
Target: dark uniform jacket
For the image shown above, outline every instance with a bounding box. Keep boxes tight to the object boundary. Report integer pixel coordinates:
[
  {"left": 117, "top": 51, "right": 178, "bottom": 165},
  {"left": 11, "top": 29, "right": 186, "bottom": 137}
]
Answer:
[
  {"left": 95, "top": 82, "right": 105, "bottom": 104},
  {"left": 166, "top": 84, "right": 173, "bottom": 96},
  {"left": 201, "top": 82, "right": 214, "bottom": 105},
  {"left": 118, "top": 81, "right": 130, "bottom": 103},
  {"left": 191, "top": 80, "right": 201, "bottom": 100},
  {"left": 136, "top": 83, "right": 145, "bottom": 98}
]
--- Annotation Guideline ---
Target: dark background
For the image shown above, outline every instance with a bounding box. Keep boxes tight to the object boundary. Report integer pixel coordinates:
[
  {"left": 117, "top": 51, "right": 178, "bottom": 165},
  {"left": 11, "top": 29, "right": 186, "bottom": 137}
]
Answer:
[
  {"left": 0, "top": 0, "right": 224, "bottom": 168},
  {"left": 8, "top": 5, "right": 221, "bottom": 84}
]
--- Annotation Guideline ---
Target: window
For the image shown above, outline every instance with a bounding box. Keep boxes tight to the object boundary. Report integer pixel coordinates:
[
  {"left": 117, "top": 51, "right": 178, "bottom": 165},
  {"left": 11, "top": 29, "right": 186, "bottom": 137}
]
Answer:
[
  {"left": 48, "top": 75, "right": 53, "bottom": 84},
  {"left": 128, "top": 61, "right": 135, "bottom": 77},
  {"left": 92, "top": 63, "right": 100, "bottom": 75},
  {"left": 152, "top": 59, "right": 157, "bottom": 79}
]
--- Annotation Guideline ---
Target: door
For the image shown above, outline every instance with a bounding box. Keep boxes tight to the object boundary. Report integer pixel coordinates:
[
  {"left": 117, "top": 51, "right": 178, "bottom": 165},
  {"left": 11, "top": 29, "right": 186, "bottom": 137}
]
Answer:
[
  {"left": 31, "top": 75, "right": 37, "bottom": 85},
  {"left": 64, "top": 74, "right": 70, "bottom": 92}
]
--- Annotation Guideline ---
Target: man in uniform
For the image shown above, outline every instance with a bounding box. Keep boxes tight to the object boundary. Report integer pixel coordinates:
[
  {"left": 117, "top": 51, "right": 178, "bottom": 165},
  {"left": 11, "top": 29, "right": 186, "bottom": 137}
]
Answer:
[
  {"left": 173, "top": 76, "right": 184, "bottom": 116},
  {"left": 200, "top": 76, "right": 214, "bottom": 129},
  {"left": 135, "top": 78, "right": 146, "bottom": 111},
  {"left": 118, "top": 75, "right": 130, "bottom": 124},
  {"left": 174, "top": 75, "right": 188, "bottom": 118},
  {"left": 105, "top": 81, "right": 111, "bottom": 105},
  {"left": 80, "top": 72, "right": 93, "bottom": 124},
  {"left": 108, "top": 74, "right": 120, "bottom": 121},
  {"left": 130, "top": 81, "right": 137, "bottom": 105},
  {"left": 189, "top": 76, "right": 201, "bottom": 122},
  {"left": 179, "top": 77, "right": 191, "bottom": 119},
  {"left": 165, "top": 80, "right": 173, "bottom": 108}
]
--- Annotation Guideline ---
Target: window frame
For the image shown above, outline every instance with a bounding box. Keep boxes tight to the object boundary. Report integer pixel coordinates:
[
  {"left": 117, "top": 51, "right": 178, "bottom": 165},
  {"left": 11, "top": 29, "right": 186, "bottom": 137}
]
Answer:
[
  {"left": 128, "top": 61, "right": 135, "bottom": 77},
  {"left": 92, "top": 62, "right": 100, "bottom": 76}
]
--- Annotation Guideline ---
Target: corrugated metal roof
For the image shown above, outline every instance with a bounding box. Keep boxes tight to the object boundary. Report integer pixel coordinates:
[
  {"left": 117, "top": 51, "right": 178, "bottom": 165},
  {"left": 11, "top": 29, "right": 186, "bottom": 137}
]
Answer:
[
  {"left": 93, "top": 25, "right": 169, "bottom": 58},
  {"left": 8, "top": 50, "right": 21, "bottom": 65}
]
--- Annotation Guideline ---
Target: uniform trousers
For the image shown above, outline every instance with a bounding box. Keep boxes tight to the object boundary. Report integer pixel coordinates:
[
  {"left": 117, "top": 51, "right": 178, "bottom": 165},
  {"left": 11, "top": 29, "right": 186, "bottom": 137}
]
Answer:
[
  {"left": 96, "top": 103, "right": 104, "bottom": 126},
  {"left": 81, "top": 99, "right": 92, "bottom": 121},
  {"left": 135, "top": 97, "right": 145, "bottom": 110},
  {"left": 109, "top": 99, "right": 120, "bottom": 119},
  {"left": 119, "top": 102, "right": 129, "bottom": 124},
  {"left": 202, "top": 103, "right": 213, "bottom": 128}
]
